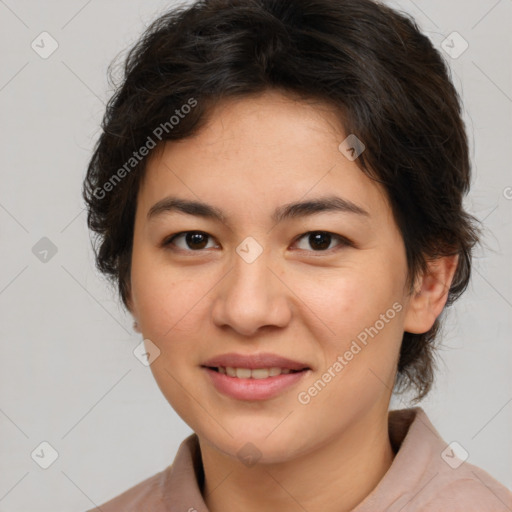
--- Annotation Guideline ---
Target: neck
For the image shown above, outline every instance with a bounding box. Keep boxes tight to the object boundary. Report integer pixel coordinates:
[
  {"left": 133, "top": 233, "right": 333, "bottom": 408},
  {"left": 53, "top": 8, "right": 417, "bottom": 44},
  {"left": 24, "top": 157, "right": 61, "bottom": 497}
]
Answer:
[{"left": 199, "top": 404, "right": 395, "bottom": 512}]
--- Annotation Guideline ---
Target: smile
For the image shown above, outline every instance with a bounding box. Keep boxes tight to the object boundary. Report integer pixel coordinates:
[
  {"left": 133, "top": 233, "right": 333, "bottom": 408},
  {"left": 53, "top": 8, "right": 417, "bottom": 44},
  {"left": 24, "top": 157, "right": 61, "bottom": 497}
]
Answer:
[
  {"left": 202, "top": 366, "right": 310, "bottom": 400},
  {"left": 209, "top": 366, "right": 304, "bottom": 378}
]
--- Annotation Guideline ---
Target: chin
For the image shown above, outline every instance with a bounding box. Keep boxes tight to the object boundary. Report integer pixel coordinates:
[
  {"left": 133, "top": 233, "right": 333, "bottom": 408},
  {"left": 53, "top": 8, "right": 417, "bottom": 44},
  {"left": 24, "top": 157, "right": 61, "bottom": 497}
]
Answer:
[{"left": 198, "top": 425, "right": 310, "bottom": 466}]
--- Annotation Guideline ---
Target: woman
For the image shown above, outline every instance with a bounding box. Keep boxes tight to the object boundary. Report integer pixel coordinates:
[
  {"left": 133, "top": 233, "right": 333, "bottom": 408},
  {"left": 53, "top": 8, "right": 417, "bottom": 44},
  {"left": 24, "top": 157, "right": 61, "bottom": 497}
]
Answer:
[{"left": 82, "top": 0, "right": 512, "bottom": 510}]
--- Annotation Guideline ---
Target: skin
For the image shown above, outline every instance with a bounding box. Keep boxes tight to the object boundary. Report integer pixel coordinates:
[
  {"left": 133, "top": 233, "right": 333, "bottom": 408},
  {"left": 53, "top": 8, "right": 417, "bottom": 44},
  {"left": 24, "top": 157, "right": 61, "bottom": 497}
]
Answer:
[{"left": 127, "top": 89, "right": 458, "bottom": 512}]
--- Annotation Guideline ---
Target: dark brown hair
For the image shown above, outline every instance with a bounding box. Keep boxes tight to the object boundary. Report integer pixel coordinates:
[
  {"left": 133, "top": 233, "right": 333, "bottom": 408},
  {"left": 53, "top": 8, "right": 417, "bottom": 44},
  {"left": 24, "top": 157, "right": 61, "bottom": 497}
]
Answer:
[{"left": 83, "top": 0, "right": 481, "bottom": 404}]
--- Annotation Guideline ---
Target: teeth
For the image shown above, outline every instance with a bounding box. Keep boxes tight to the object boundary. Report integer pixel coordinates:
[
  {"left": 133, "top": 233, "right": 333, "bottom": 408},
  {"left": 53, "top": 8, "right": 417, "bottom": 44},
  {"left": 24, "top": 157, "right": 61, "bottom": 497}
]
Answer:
[{"left": 218, "top": 366, "right": 295, "bottom": 379}]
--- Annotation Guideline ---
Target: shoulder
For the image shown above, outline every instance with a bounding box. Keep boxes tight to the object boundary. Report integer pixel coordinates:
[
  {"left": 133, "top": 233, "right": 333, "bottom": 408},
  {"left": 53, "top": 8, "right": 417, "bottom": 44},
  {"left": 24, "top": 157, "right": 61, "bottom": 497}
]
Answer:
[
  {"left": 84, "top": 467, "right": 171, "bottom": 512},
  {"left": 414, "top": 462, "right": 512, "bottom": 511},
  {"left": 383, "top": 408, "right": 512, "bottom": 512}
]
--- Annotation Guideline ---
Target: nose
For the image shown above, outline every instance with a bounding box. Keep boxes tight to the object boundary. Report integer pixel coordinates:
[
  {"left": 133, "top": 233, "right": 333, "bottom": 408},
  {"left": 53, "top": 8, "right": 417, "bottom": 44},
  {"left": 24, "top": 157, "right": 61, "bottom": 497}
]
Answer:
[{"left": 211, "top": 251, "right": 292, "bottom": 337}]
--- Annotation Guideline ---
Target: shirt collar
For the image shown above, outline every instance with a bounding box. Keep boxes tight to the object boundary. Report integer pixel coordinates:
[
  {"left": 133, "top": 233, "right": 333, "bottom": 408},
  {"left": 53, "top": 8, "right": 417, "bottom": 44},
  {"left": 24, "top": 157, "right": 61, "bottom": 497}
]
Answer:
[{"left": 160, "top": 406, "right": 439, "bottom": 511}]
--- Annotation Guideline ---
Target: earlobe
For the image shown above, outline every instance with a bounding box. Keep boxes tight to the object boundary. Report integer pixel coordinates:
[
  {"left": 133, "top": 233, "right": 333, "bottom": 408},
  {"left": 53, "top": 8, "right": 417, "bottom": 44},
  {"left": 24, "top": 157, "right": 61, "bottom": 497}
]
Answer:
[
  {"left": 125, "top": 287, "right": 141, "bottom": 333},
  {"left": 403, "top": 254, "right": 459, "bottom": 334}
]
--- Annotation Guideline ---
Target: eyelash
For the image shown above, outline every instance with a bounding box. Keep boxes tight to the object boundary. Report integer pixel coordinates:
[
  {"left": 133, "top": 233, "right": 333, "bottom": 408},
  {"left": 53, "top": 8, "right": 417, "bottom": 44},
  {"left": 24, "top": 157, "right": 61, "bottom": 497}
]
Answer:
[{"left": 161, "top": 230, "right": 353, "bottom": 254}]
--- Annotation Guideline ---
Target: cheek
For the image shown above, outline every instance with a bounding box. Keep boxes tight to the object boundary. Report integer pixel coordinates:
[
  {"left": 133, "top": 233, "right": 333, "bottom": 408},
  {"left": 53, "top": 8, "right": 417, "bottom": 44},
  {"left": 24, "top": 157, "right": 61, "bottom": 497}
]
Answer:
[
  {"left": 297, "top": 264, "right": 395, "bottom": 337},
  {"left": 298, "top": 259, "right": 405, "bottom": 380},
  {"left": 301, "top": 275, "right": 366, "bottom": 329},
  {"left": 131, "top": 253, "right": 216, "bottom": 347}
]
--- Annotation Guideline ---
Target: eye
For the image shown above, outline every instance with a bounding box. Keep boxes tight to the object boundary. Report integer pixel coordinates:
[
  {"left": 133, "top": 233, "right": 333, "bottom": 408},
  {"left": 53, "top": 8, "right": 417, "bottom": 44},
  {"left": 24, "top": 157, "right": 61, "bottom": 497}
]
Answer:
[
  {"left": 162, "top": 230, "right": 352, "bottom": 253},
  {"left": 162, "top": 231, "right": 218, "bottom": 252},
  {"left": 292, "top": 231, "right": 351, "bottom": 252}
]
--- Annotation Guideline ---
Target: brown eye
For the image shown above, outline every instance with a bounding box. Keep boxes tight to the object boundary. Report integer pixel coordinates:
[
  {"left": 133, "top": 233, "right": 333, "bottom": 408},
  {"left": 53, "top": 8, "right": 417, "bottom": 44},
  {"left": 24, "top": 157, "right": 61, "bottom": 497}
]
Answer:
[
  {"left": 294, "top": 231, "right": 350, "bottom": 252},
  {"left": 162, "top": 230, "right": 351, "bottom": 254},
  {"left": 164, "top": 231, "right": 217, "bottom": 251}
]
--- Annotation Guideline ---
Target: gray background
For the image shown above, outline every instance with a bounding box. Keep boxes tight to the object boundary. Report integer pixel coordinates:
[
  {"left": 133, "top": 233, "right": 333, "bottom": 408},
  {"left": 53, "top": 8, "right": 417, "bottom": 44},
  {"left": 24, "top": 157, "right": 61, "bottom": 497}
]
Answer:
[{"left": 0, "top": 0, "right": 510, "bottom": 510}]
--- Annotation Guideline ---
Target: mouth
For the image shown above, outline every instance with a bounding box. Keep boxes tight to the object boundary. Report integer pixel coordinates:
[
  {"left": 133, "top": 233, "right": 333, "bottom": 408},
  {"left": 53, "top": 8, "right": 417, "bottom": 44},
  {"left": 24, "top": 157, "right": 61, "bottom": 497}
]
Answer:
[
  {"left": 203, "top": 366, "right": 309, "bottom": 379},
  {"left": 201, "top": 365, "right": 311, "bottom": 401}
]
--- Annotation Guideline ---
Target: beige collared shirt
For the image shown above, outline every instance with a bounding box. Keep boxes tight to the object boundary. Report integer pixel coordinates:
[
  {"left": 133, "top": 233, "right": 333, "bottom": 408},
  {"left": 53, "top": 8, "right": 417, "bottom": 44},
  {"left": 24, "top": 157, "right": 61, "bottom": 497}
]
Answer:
[{"left": 87, "top": 407, "right": 512, "bottom": 511}]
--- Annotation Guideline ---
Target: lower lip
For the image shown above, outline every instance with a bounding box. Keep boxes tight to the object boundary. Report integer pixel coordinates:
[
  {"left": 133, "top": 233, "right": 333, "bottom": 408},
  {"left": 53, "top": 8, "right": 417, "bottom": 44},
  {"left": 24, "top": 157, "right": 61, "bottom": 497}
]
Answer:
[{"left": 202, "top": 367, "right": 310, "bottom": 401}]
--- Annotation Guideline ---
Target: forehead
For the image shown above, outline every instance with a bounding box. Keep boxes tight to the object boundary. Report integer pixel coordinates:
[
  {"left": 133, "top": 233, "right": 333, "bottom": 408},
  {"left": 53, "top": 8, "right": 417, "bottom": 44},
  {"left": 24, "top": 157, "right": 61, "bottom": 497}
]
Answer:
[
  {"left": 184, "top": 90, "right": 347, "bottom": 158},
  {"left": 137, "top": 90, "right": 392, "bottom": 227}
]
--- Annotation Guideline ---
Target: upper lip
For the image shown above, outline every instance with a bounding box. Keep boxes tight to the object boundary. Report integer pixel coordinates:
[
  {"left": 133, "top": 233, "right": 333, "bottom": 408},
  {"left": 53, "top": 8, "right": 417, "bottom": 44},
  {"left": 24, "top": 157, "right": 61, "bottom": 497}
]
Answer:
[{"left": 202, "top": 352, "right": 310, "bottom": 371}]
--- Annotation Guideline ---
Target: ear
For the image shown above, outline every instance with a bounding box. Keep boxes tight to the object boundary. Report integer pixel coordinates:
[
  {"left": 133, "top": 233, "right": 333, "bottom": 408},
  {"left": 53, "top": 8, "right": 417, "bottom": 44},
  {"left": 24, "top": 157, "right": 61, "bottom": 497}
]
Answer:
[
  {"left": 403, "top": 254, "right": 459, "bottom": 334},
  {"left": 125, "top": 285, "right": 141, "bottom": 333}
]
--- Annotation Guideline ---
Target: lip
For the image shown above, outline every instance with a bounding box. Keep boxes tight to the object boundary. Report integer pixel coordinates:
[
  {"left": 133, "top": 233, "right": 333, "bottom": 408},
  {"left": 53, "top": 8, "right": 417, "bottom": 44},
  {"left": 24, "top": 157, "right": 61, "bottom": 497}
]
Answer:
[
  {"left": 202, "top": 366, "right": 311, "bottom": 401},
  {"left": 201, "top": 352, "right": 311, "bottom": 371}
]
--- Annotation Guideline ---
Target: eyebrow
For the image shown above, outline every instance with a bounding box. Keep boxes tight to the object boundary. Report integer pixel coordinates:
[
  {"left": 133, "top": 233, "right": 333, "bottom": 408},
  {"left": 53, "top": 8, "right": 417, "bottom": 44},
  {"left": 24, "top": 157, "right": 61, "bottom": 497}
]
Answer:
[{"left": 147, "top": 195, "right": 370, "bottom": 225}]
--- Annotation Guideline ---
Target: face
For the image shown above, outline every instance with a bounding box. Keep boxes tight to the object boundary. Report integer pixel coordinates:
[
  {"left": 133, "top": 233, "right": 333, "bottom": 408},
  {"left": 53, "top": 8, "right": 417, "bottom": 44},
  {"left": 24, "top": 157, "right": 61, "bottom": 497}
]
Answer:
[{"left": 128, "top": 89, "right": 414, "bottom": 463}]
